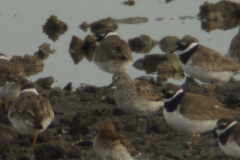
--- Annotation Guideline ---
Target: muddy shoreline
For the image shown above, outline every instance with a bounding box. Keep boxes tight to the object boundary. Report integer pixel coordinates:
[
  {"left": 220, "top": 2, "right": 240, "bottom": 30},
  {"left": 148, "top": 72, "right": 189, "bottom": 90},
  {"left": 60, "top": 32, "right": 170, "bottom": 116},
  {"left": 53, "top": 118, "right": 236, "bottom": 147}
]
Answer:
[{"left": 1, "top": 76, "right": 240, "bottom": 160}]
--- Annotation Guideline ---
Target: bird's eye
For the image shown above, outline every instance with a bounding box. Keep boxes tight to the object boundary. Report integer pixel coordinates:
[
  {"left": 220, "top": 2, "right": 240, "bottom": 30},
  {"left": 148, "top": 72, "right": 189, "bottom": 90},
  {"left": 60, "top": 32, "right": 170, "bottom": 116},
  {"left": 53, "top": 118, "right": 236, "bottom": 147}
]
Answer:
[{"left": 217, "top": 124, "right": 225, "bottom": 130}]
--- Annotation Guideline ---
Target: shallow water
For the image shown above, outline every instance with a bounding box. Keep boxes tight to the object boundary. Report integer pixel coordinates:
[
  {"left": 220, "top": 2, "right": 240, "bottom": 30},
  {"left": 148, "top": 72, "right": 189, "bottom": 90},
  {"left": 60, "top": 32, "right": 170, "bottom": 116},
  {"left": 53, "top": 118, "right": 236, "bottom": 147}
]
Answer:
[{"left": 0, "top": 0, "right": 239, "bottom": 88}]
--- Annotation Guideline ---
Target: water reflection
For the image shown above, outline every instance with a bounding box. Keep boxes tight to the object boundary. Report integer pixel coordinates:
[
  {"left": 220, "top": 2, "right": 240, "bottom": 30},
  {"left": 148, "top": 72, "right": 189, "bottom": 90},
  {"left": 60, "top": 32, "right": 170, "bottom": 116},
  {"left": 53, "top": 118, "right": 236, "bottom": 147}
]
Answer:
[
  {"left": 69, "top": 35, "right": 96, "bottom": 64},
  {"left": 2, "top": 0, "right": 240, "bottom": 88},
  {"left": 11, "top": 55, "right": 44, "bottom": 77},
  {"left": 128, "top": 35, "right": 157, "bottom": 54},
  {"left": 79, "top": 21, "right": 90, "bottom": 32},
  {"left": 34, "top": 43, "right": 56, "bottom": 60},
  {"left": 90, "top": 17, "right": 118, "bottom": 33},
  {"left": 198, "top": 1, "right": 240, "bottom": 32},
  {"left": 157, "top": 71, "right": 185, "bottom": 84},
  {"left": 122, "top": 0, "right": 135, "bottom": 6},
  {"left": 42, "top": 15, "right": 68, "bottom": 42},
  {"left": 116, "top": 17, "right": 148, "bottom": 24}
]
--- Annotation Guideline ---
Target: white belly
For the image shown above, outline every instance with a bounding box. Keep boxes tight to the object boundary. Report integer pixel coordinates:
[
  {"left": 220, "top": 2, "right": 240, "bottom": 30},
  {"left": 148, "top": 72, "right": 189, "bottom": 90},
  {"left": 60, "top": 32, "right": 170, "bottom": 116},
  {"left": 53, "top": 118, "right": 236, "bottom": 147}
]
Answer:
[
  {"left": 94, "top": 59, "right": 133, "bottom": 74},
  {"left": 9, "top": 117, "right": 53, "bottom": 135},
  {"left": 115, "top": 91, "right": 163, "bottom": 115},
  {"left": 163, "top": 107, "right": 217, "bottom": 134},
  {"left": 181, "top": 60, "right": 234, "bottom": 84},
  {"left": 219, "top": 138, "right": 240, "bottom": 158}
]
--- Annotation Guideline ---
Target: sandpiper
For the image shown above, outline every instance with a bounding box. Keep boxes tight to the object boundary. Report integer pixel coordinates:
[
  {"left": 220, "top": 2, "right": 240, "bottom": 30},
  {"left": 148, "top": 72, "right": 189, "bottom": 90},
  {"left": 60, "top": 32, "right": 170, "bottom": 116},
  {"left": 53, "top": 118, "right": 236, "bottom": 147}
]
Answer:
[
  {"left": 161, "top": 83, "right": 240, "bottom": 149},
  {"left": 171, "top": 40, "right": 240, "bottom": 97},
  {"left": 0, "top": 53, "right": 28, "bottom": 109},
  {"left": 107, "top": 72, "right": 163, "bottom": 115},
  {"left": 214, "top": 118, "right": 240, "bottom": 158},
  {"left": 93, "top": 122, "right": 141, "bottom": 160},
  {"left": 106, "top": 72, "right": 163, "bottom": 132},
  {"left": 8, "top": 83, "right": 54, "bottom": 148},
  {"left": 93, "top": 28, "right": 133, "bottom": 73}
]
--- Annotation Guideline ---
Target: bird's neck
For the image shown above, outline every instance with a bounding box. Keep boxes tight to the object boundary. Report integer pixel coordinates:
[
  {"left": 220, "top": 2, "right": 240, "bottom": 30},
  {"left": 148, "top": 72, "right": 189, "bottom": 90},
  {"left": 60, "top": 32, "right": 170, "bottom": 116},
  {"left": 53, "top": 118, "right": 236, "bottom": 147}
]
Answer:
[
  {"left": 179, "top": 45, "right": 198, "bottom": 64},
  {"left": 164, "top": 92, "right": 184, "bottom": 112}
]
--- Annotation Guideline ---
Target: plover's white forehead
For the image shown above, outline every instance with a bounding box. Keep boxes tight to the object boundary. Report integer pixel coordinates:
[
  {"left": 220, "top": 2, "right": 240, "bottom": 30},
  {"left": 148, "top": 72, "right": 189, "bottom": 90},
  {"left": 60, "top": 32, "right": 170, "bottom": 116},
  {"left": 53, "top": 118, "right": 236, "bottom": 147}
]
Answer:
[
  {"left": 162, "top": 89, "right": 184, "bottom": 102},
  {"left": 216, "top": 121, "right": 238, "bottom": 135},
  {"left": 175, "top": 42, "right": 198, "bottom": 55}
]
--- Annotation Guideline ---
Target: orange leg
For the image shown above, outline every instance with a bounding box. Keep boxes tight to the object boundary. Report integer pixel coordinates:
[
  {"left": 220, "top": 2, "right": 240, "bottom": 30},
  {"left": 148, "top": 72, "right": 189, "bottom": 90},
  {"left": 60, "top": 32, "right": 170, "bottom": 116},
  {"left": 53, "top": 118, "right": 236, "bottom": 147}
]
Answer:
[
  {"left": 209, "top": 84, "right": 214, "bottom": 98},
  {"left": 31, "top": 134, "right": 38, "bottom": 149},
  {"left": 189, "top": 133, "right": 198, "bottom": 150},
  {"left": 2, "top": 98, "right": 7, "bottom": 110}
]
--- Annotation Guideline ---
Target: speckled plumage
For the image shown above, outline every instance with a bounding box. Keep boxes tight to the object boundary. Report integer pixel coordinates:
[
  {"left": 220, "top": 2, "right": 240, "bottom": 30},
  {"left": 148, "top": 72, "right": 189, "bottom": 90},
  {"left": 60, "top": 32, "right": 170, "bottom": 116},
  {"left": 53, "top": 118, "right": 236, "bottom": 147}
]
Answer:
[
  {"left": 108, "top": 72, "right": 163, "bottom": 115},
  {"left": 0, "top": 53, "right": 28, "bottom": 104},
  {"left": 8, "top": 84, "right": 54, "bottom": 136},
  {"left": 93, "top": 122, "right": 140, "bottom": 160}
]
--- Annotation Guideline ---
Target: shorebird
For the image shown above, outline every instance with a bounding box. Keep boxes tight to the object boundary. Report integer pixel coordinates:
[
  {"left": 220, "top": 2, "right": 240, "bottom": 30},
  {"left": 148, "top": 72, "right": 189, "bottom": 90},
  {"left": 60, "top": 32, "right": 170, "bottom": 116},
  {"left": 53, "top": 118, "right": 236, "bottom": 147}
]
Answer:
[
  {"left": 171, "top": 40, "right": 240, "bottom": 97},
  {"left": 93, "top": 122, "right": 141, "bottom": 160},
  {"left": 227, "top": 27, "right": 240, "bottom": 62},
  {"left": 161, "top": 83, "right": 240, "bottom": 149},
  {"left": 8, "top": 83, "right": 54, "bottom": 148},
  {"left": 214, "top": 118, "right": 240, "bottom": 158},
  {"left": 93, "top": 28, "right": 133, "bottom": 73},
  {"left": 0, "top": 53, "right": 28, "bottom": 109},
  {"left": 107, "top": 72, "right": 163, "bottom": 115},
  {"left": 106, "top": 72, "right": 163, "bottom": 132}
]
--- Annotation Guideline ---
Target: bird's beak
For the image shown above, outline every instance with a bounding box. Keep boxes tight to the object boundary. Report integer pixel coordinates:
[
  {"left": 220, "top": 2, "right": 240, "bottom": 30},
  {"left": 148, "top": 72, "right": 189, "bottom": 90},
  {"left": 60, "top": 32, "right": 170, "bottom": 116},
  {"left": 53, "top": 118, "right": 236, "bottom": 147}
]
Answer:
[
  {"left": 157, "top": 96, "right": 162, "bottom": 101},
  {"left": 104, "top": 81, "right": 115, "bottom": 90},
  {"left": 170, "top": 49, "right": 176, "bottom": 53}
]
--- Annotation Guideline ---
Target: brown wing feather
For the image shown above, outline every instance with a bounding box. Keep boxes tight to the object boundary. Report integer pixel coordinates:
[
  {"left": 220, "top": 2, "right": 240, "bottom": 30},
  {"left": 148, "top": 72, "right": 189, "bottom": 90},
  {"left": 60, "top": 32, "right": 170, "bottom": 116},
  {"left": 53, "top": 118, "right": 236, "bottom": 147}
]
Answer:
[
  {"left": 180, "top": 92, "right": 240, "bottom": 120},
  {"left": 229, "top": 31, "right": 240, "bottom": 51},
  {"left": 0, "top": 59, "right": 26, "bottom": 78},
  {"left": 133, "top": 80, "right": 160, "bottom": 101},
  {"left": 118, "top": 134, "right": 140, "bottom": 157},
  {"left": 191, "top": 45, "right": 240, "bottom": 72},
  {"left": 9, "top": 92, "right": 54, "bottom": 129},
  {"left": 0, "top": 59, "right": 26, "bottom": 84},
  {"left": 96, "top": 37, "right": 132, "bottom": 61}
]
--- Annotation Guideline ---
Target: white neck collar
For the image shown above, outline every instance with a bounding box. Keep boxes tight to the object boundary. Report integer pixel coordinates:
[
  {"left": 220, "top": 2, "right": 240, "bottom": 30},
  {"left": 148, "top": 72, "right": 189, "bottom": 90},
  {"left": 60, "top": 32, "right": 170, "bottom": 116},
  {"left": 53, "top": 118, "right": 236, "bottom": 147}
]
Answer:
[
  {"left": 21, "top": 88, "right": 38, "bottom": 95},
  {"left": 104, "top": 32, "right": 118, "bottom": 39},
  {"left": 0, "top": 55, "right": 8, "bottom": 60}
]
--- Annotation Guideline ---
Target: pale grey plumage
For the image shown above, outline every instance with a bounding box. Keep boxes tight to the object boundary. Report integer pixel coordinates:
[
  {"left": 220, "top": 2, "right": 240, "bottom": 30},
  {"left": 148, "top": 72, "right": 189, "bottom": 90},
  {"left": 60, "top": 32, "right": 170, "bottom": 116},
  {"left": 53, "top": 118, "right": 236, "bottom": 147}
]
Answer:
[{"left": 108, "top": 72, "right": 163, "bottom": 115}]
